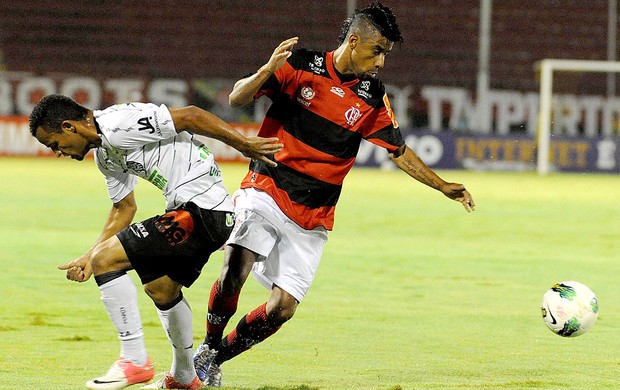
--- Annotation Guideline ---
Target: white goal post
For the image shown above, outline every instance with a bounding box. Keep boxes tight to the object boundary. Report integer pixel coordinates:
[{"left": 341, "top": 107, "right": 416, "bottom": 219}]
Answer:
[{"left": 537, "top": 59, "right": 620, "bottom": 174}]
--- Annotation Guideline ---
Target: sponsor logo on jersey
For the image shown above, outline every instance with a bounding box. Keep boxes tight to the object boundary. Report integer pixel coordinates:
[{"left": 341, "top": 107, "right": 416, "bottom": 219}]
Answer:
[
  {"left": 226, "top": 212, "right": 235, "bottom": 227},
  {"left": 126, "top": 161, "right": 145, "bottom": 174},
  {"left": 297, "top": 86, "right": 315, "bottom": 107},
  {"left": 137, "top": 117, "right": 155, "bottom": 133},
  {"left": 209, "top": 166, "right": 221, "bottom": 177},
  {"left": 345, "top": 106, "right": 362, "bottom": 126},
  {"left": 154, "top": 209, "right": 195, "bottom": 246},
  {"left": 357, "top": 90, "right": 372, "bottom": 99},
  {"left": 301, "top": 86, "right": 315, "bottom": 100},
  {"left": 147, "top": 167, "right": 168, "bottom": 190},
  {"left": 198, "top": 144, "right": 211, "bottom": 159},
  {"left": 308, "top": 55, "right": 326, "bottom": 75},
  {"left": 314, "top": 55, "right": 324, "bottom": 67},
  {"left": 357, "top": 81, "right": 372, "bottom": 98},
  {"left": 330, "top": 86, "right": 345, "bottom": 98},
  {"left": 136, "top": 115, "right": 163, "bottom": 137}
]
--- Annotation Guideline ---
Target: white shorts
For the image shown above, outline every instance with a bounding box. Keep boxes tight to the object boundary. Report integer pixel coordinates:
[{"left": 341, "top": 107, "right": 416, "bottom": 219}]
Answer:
[{"left": 226, "top": 188, "right": 328, "bottom": 302}]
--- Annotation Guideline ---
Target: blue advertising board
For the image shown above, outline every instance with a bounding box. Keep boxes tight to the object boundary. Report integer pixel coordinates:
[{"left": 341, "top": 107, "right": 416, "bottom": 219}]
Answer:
[{"left": 355, "top": 129, "right": 620, "bottom": 173}]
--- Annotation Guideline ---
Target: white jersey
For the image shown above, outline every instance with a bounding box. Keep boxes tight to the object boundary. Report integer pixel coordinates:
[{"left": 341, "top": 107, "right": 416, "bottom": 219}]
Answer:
[{"left": 93, "top": 102, "right": 233, "bottom": 212}]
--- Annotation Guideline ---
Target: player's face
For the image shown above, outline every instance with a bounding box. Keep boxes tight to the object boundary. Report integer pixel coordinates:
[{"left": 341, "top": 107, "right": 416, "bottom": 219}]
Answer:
[
  {"left": 35, "top": 124, "right": 93, "bottom": 161},
  {"left": 349, "top": 33, "right": 394, "bottom": 79}
]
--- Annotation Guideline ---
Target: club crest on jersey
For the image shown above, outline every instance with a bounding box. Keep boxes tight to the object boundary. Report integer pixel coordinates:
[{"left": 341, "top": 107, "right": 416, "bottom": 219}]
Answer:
[
  {"left": 330, "top": 86, "right": 345, "bottom": 98},
  {"left": 345, "top": 106, "right": 362, "bottom": 126}
]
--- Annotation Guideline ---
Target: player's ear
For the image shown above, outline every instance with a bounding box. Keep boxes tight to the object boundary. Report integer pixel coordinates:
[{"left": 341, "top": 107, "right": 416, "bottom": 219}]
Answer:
[
  {"left": 348, "top": 34, "right": 359, "bottom": 50},
  {"left": 61, "top": 120, "right": 77, "bottom": 133}
]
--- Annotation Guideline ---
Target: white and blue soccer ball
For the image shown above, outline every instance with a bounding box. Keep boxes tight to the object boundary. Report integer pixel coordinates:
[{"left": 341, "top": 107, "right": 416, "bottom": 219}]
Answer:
[{"left": 541, "top": 281, "right": 599, "bottom": 337}]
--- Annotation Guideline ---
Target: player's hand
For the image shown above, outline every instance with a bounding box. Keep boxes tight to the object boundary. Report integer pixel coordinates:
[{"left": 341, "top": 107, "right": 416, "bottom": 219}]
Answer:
[
  {"left": 240, "top": 136, "right": 283, "bottom": 167},
  {"left": 440, "top": 182, "right": 475, "bottom": 212},
  {"left": 58, "top": 256, "right": 93, "bottom": 283},
  {"left": 264, "top": 37, "right": 299, "bottom": 73}
]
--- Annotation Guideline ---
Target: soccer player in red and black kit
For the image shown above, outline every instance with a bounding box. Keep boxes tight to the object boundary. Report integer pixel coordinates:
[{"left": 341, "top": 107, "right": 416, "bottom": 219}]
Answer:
[{"left": 194, "top": 2, "right": 475, "bottom": 386}]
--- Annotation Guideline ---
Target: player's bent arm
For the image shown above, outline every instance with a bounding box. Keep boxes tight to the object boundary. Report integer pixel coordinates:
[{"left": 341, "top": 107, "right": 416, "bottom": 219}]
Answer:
[
  {"left": 389, "top": 145, "right": 475, "bottom": 212},
  {"left": 86, "top": 192, "right": 137, "bottom": 259},
  {"left": 229, "top": 68, "right": 273, "bottom": 108},
  {"left": 100, "top": 192, "right": 137, "bottom": 240},
  {"left": 169, "top": 106, "right": 282, "bottom": 167},
  {"left": 229, "top": 36, "right": 299, "bottom": 108}
]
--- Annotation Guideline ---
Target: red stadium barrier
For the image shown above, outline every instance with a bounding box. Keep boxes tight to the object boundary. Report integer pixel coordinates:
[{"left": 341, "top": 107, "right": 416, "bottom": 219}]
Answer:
[{"left": 0, "top": 116, "right": 259, "bottom": 162}]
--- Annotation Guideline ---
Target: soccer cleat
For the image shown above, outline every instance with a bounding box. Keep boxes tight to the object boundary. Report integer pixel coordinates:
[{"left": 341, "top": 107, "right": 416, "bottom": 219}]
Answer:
[
  {"left": 86, "top": 357, "right": 155, "bottom": 390},
  {"left": 204, "top": 363, "right": 222, "bottom": 388},
  {"left": 193, "top": 344, "right": 218, "bottom": 382},
  {"left": 141, "top": 372, "right": 203, "bottom": 389}
]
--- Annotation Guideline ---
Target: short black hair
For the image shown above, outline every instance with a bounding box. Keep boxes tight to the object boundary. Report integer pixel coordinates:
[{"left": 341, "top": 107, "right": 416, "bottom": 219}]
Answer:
[
  {"left": 338, "top": 2, "right": 403, "bottom": 45},
  {"left": 29, "top": 94, "right": 88, "bottom": 136}
]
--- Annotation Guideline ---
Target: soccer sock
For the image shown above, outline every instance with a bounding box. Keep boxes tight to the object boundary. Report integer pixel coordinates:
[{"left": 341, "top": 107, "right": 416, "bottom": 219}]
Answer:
[
  {"left": 96, "top": 272, "right": 148, "bottom": 366},
  {"left": 205, "top": 279, "right": 240, "bottom": 350},
  {"left": 213, "top": 302, "right": 282, "bottom": 365},
  {"left": 156, "top": 293, "right": 196, "bottom": 384}
]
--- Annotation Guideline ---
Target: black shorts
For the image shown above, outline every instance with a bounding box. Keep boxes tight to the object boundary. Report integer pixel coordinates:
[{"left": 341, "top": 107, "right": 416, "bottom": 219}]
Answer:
[{"left": 117, "top": 202, "right": 234, "bottom": 287}]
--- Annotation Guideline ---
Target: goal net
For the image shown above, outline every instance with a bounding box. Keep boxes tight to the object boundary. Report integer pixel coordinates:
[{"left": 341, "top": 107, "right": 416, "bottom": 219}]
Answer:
[{"left": 537, "top": 58, "right": 620, "bottom": 174}]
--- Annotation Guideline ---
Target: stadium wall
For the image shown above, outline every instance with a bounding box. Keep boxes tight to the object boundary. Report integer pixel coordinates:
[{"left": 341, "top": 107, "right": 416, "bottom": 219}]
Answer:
[{"left": 1, "top": 1, "right": 619, "bottom": 136}]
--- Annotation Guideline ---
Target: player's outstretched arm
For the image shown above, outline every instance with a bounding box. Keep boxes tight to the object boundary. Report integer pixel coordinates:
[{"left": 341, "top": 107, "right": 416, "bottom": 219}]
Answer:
[
  {"left": 58, "top": 192, "right": 137, "bottom": 282},
  {"left": 389, "top": 145, "right": 475, "bottom": 212},
  {"left": 170, "top": 106, "right": 283, "bottom": 167},
  {"left": 229, "top": 36, "right": 299, "bottom": 108}
]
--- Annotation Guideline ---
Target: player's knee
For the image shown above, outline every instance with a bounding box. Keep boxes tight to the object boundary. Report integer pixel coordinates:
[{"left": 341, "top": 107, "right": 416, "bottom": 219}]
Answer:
[
  {"left": 219, "top": 249, "right": 255, "bottom": 294},
  {"left": 143, "top": 279, "right": 181, "bottom": 307},
  {"left": 219, "top": 276, "right": 246, "bottom": 295},
  {"left": 266, "top": 292, "right": 298, "bottom": 324},
  {"left": 143, "top": 283, "right": 168, "bottom": 306},
  {"left": 90, "top": 237, "right": 130, "bottom": 275},
  {"left": 90, "top": 243, "right": 112, "bottom": 274},
  {"left": 267, "top": 302, "right": 297, "bottom": 324}
]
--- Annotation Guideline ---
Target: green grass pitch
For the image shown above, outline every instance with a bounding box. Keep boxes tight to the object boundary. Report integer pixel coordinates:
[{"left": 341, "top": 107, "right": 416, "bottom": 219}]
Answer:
[{"left": 1, "top": 157, "right": 619, "bottom": 389}]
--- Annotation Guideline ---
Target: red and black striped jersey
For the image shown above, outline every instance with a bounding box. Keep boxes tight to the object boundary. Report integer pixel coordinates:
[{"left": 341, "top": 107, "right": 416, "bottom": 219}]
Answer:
[{"left": 241, "top": 49, "right": 405, "bottom": 230}]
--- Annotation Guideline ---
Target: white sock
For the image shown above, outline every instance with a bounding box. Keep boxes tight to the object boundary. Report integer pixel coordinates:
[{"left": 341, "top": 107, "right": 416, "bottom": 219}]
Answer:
[
  {"left": 156, "top": 297, "right": 196, "bottom": 384},
  {"left": 99, "top": 274, "right": 148, "bottom": 365}
]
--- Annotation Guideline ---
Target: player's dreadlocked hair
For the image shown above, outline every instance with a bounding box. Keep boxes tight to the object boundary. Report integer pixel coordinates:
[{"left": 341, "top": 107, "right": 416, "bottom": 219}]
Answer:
[
  {"left": 29, "top": 94, "right": 88, "bottom": 136},
  {"left": 337, "top": 2, "right": 403, "bottom": 45}
]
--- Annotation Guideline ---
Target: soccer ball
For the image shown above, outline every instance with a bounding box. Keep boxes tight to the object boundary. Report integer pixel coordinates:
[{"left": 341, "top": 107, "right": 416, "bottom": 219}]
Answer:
[{"left": 541, "top": 281, "right": 599, "bottom": 337}]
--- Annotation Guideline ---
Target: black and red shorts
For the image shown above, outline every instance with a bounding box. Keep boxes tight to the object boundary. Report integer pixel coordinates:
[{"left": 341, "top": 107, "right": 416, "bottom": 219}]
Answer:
[{"left": 116, "top": 202, "right": 234, "bottom": 287}]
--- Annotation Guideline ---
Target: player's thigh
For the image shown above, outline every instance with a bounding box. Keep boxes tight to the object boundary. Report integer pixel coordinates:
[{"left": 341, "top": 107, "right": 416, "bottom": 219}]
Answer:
[{"left": 254, "top": 224, "right": 327, "bottom": 303}]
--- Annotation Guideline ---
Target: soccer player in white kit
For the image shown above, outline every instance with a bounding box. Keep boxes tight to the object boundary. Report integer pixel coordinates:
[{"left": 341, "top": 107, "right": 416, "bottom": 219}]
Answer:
[{"left": 29, "top": 94, "right": 282, "bottom": 390}]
